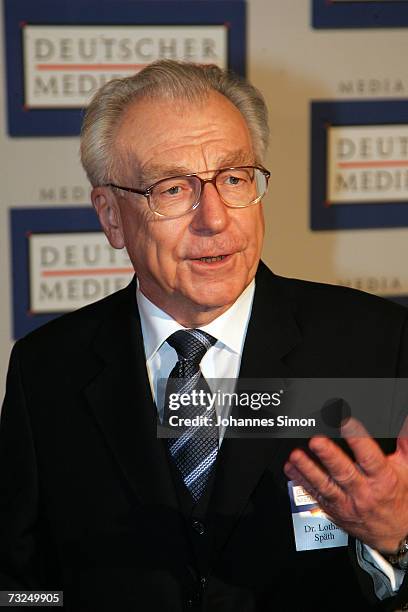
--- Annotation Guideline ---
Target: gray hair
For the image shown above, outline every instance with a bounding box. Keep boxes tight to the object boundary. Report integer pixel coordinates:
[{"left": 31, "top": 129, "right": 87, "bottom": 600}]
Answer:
[{"left": 80, "top": 60, "right": 269, "bottom": 187}]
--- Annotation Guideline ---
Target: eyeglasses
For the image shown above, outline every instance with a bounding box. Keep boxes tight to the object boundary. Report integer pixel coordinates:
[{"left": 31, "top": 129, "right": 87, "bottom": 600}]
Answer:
[{"left": 107, "top": 165, "right": 271, "bottom": 219}]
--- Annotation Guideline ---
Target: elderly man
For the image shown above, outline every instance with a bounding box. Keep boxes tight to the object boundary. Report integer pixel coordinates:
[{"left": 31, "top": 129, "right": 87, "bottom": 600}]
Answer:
[{"left": 0, "top": 60, "right": 407, "bottom": 611}]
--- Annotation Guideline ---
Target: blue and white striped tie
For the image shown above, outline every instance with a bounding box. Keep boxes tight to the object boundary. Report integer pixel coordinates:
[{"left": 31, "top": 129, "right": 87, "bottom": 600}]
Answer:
[{"left": 165, "top": 329, "right": 218, "bottom": 503}]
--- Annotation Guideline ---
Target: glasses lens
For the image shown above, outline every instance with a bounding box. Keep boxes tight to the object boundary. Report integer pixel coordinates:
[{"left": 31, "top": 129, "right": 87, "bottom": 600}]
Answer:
[
  {"left": 150, "top": 176, "right": 200, "bottom": 217},
  {"left": 216, "top": 167, "right": 267, "bottom": 207}
]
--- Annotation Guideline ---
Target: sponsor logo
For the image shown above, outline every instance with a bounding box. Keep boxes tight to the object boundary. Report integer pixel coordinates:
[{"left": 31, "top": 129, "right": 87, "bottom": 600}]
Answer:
[
  {"left": 38, "top": 185, "right": 90, "bottom": 203},
  {"left": 337, "top": 78, "right": 407, "bottom": 97},
  {"left": 29, "top": 232, "right": 133, "bottom": 312},
  {"left": 327, "top": 124, "right": 408, "bottom": 204},
  {"left": 293, "top": 486, "right": 317, "bottom": 507},
  {"left": 23, "top": 25, "right": 227, "bottom": 108},
  {"left": 337, "top": 276, "right": 406, "bottom": 297}
]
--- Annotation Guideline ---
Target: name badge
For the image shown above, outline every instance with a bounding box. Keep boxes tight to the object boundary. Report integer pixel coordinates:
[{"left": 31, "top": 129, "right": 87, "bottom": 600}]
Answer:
[{"left": 288, "top": 481, "right": 348, "bottom": 551}]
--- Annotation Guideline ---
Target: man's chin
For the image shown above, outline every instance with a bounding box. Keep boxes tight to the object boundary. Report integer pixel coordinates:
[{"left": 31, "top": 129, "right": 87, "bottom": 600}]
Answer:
[{"left": 185, "top": 281, "right": 246, "bottom": 312}]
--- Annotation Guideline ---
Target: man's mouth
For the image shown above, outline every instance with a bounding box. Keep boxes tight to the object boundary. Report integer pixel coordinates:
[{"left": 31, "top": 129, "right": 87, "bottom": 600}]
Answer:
[{"left": 195, "top": 255, "right": 228, "bottom": 263}]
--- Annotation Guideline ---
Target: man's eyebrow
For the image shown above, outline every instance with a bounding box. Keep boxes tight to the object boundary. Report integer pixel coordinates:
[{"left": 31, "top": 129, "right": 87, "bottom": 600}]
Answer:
[
  {"left": 139, "top": 150, "right": 255, "bottom": 186},
  {"left": 215, "top": 150, "right": 255, "bottom": 168},
  {"left": 139, "top": 164, "right": 192, "bottom": 186}
]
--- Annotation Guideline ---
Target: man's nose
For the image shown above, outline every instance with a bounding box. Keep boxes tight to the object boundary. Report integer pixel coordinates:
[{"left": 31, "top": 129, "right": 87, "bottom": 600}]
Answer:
[{"left": 190, "top": 181, "right": 229, "bottom": 234}]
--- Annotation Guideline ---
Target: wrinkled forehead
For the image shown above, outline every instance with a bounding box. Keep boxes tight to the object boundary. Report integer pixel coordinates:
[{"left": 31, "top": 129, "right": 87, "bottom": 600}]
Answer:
[
  {"left": 139, "top": 149, "right": 256, "bottom": 186},
  {"left": 112, "top": 91, "right": 254, "bottom": 181}
]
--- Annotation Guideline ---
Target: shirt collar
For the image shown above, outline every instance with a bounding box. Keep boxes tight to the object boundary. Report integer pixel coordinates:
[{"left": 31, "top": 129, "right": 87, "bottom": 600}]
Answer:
[{"left": 137, "top": 279, "right": 255, "bottom": 361}]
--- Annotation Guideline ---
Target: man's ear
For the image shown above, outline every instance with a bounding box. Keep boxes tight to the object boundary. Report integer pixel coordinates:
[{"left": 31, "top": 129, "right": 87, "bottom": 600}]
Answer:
[{"left": 91, "top": 187, "right": 125, "bottom": 249}]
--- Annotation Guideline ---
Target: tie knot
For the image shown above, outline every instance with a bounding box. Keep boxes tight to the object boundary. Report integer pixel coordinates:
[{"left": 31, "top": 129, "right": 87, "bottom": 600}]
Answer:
[{"left": 167, "top": 329, "right": 216, "bottom": 366}]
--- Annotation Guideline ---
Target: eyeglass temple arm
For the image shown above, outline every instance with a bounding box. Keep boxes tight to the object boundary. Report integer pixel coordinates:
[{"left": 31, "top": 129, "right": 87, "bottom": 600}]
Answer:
[{"left": 107, "top": 183, "right": 148, "bottom": 197}]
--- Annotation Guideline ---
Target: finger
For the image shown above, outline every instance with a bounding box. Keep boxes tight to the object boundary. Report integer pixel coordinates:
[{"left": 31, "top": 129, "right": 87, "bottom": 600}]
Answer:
[
  {"left": 286, "top": 448, "right": 342, "bottom": 503},
  {"left": 341, "top": 417, "right": 387, "bottom": 477},
  {"left": 283, "top": 461, "right": 321, "bottom": 503},
  {"left": 284, "top": 460, "right": 305, "bottom": 485},
  {"left": 308, "top": 436, "right": 364, "bottom": 493},
  {"left": 397, "top": 415, "right": 408, "bottom": 456}
]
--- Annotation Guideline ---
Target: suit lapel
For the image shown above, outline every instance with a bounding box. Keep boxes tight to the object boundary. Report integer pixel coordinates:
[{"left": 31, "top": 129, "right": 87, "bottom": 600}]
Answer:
[
  {"left": 209, "top": 263, "right": 302, "bottom": 553},
  {"left": 83, "top": 280, "right": 178, "bottom": 510}
]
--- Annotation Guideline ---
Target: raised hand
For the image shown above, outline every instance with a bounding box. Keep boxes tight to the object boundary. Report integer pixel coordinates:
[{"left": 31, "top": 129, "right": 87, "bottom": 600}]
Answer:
[{"left": 283, "top": 416, "right": 408, "bottom": 554}]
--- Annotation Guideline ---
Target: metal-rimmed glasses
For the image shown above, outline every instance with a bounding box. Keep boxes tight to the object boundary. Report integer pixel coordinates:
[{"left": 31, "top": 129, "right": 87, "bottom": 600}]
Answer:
[{"left": 107, "top": 165, "right": 271, "bottom": 219}]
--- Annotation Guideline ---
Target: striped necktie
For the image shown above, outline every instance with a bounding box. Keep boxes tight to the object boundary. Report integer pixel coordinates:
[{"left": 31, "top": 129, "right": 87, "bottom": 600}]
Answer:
[{"left": 164, "top": 329, "right": 218, "bottom": 502}]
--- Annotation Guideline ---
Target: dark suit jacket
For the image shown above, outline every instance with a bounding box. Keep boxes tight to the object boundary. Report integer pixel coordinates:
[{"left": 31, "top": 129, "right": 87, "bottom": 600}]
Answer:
[{"left": 1, "top": 262, "right": 407, "bottom": 611}]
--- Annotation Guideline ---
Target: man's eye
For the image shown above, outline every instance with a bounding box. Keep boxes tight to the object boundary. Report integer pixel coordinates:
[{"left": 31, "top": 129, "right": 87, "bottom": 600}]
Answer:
[
  {"left": 165, "top": 185, "right": 182, "bottom": 195},
  {"left": 225, "top": 175, "right": 244, "bottom": 186},
  {"left": 157, "top": 184, "right": 185, "bottom": 197}
]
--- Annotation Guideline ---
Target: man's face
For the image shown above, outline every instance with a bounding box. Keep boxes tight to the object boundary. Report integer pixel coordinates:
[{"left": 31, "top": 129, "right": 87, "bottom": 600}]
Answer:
[{"left": 93, "top": 91, "right": 265, "bottom": 326}]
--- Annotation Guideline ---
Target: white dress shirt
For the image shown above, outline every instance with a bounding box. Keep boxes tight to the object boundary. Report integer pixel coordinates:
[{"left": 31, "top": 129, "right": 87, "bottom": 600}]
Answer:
[
  {"left": 136, "top": 279, "right": 255, "bottom": 424},
  {"left": 135, "top": 279, "right": 402, "bottom": 598}
]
